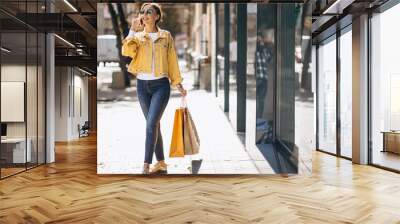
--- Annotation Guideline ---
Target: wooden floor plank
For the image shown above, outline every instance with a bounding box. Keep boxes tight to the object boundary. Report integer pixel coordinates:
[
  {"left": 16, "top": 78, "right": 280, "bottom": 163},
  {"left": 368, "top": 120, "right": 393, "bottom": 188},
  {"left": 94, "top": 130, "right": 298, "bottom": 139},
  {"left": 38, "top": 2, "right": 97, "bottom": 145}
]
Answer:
[{"left": 0, "top": 134, "right": 400, "bottom": 223}]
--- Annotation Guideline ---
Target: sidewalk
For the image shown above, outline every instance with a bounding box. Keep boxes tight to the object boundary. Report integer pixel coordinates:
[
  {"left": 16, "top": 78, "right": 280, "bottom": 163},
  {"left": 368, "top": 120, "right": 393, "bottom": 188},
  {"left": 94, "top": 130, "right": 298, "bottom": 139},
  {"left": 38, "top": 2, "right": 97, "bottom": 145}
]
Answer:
[{"left": 97, "top": 61, "right": 261, "bottom": 174}]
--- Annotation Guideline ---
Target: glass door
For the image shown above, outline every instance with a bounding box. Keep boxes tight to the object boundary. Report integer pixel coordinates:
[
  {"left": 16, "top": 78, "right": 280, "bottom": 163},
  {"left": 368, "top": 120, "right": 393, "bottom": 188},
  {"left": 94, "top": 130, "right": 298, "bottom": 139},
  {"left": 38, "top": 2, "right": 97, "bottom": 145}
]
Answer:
[
  {"left": 1, "top": 24, "right": 28, "bottom": 178},
  {"left": 339, "top": 26, "right": 352, "bottom": 158},
  {"left": 317, "top": 35, "right": 337, "bottom": 155},
  {"left": 0, "top": 0, "right": 47, "bottom": 179}
]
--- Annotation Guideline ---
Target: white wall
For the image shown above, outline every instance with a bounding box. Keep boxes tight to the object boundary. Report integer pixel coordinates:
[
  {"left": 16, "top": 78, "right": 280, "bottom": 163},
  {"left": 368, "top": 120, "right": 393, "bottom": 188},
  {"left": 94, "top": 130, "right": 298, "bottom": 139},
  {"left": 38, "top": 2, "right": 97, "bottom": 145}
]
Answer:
[
  {"left": 2, "top": 63, "right": 46, "bottom": 163},
  {"left": 55, "top": 66, "right": 69, "bottom": 141},
  {"left": 1, "top": 65, "right": 26, "bottom": 128},
  {"left": 55, "top": 67, "right": 89, "bottom": 141},
  {"left": 1, "top": 65, "right": 35, "bottom": 138},
  {"left": 72, "top": 72, "right": 89, "bottom": 138}
]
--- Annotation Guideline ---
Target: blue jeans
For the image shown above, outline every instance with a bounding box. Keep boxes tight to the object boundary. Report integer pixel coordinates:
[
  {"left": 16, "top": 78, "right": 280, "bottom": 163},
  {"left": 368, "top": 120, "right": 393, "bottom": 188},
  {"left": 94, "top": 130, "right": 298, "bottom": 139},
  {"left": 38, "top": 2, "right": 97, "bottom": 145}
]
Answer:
[{"left": 137, "top": 77, "right": 170, "bottom": 164}]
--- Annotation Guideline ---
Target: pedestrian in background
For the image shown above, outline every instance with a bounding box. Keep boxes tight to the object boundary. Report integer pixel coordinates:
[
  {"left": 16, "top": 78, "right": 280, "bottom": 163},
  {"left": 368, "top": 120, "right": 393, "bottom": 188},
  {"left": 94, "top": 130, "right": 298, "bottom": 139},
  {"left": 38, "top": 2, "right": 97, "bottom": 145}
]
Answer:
[{"left": 255, "top": 30, "right": 272, "bottom": 119}]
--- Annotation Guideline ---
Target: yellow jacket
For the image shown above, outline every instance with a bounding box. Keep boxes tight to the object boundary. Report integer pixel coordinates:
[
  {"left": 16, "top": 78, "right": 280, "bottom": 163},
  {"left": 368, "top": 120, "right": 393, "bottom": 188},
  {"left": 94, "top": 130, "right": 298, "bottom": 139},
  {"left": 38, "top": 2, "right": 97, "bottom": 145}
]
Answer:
[{"left": 122, "top": 28, "right": 183, "bottom": 86}]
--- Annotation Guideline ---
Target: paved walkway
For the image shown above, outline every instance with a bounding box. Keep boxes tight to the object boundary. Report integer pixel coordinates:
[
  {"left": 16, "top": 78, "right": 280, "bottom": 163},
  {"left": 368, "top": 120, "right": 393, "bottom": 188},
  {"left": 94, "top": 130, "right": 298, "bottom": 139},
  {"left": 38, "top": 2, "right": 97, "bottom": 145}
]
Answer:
[{"left": 97, "top": 62, "right": 261, "bottom": 174}]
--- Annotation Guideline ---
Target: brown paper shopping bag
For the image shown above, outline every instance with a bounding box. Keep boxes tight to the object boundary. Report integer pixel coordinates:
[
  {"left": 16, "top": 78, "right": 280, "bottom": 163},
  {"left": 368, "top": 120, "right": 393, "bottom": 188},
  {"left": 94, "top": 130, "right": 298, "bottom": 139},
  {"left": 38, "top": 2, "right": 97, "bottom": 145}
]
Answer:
[{"left": 183, "top": 108, "right": 200, "bottom": 155}]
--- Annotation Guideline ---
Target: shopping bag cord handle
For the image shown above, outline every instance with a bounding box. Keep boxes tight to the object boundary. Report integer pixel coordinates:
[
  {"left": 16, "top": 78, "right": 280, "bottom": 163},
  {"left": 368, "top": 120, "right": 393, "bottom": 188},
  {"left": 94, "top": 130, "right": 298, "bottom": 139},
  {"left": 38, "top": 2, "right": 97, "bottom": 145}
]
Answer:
[{"left": 180, "top": 96, "right": 187, "bottom": 108}]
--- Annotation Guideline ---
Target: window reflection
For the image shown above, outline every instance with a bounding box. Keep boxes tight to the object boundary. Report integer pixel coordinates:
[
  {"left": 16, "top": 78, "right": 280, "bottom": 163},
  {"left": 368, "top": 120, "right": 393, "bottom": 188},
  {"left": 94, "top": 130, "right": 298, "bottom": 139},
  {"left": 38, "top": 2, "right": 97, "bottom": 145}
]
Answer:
[
  {"left": 294, "top": 4, "right": 313, "bottom": 172},
  {"left": 255, "top": 5, "right": 275, "bottom": 145},
  {"left": 216, "top": 3, "right": 225, "bottom": 111},
  {"left": 229, "top": 4, "right": 237, "bottom": 129}
]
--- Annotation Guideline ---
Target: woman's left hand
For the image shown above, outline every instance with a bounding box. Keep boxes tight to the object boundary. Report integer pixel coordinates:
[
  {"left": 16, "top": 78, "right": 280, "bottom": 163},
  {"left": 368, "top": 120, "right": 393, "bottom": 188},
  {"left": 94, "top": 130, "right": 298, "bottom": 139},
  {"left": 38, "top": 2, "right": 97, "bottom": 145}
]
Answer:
[{"left": 177, "top": 84, "right": 187, "bottom": 97}]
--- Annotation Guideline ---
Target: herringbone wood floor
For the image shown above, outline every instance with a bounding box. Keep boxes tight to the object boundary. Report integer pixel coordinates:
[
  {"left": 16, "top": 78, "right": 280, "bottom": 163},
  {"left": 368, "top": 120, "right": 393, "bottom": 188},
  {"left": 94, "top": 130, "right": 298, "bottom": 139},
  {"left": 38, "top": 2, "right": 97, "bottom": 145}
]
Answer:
[{"left": 1, "top": 134, "right": 400, "bottom": 223}]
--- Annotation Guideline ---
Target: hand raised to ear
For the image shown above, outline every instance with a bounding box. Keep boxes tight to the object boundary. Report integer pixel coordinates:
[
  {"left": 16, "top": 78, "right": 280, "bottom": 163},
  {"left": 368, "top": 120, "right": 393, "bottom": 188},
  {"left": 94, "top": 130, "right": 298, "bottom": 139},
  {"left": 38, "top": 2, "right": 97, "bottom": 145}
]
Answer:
[{"left": 131, "top": 17, "right": 144, "bottom": 32}]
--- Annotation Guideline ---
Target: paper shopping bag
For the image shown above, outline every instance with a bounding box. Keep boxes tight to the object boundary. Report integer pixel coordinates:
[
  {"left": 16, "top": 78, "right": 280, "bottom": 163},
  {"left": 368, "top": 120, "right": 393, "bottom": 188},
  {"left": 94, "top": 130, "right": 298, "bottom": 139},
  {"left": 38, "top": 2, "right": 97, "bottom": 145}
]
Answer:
[
  {"left": 169, "top": 108, "right": 185, "bottom": 157},
  {"left": 183, "top": 108, "right": 200, "bottom": 155}
]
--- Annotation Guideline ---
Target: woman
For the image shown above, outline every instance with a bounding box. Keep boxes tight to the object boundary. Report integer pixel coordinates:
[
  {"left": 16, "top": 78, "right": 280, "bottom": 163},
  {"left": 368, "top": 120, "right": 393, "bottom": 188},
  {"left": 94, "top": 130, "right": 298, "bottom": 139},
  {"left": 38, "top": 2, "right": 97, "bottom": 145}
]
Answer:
[{"left": 122, "top": 3, "right": 187, "bottom": 174}]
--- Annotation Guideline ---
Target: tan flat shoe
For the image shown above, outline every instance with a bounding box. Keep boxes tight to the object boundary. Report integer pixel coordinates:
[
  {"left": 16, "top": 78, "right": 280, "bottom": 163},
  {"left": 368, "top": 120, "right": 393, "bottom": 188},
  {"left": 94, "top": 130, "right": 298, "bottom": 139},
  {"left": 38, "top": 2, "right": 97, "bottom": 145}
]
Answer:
[
  {"left": 150, "top": 162, "right": 167, "bottom": 174},
  {"left": 142, "top": 165, "right": 150, "bottom": 175}
]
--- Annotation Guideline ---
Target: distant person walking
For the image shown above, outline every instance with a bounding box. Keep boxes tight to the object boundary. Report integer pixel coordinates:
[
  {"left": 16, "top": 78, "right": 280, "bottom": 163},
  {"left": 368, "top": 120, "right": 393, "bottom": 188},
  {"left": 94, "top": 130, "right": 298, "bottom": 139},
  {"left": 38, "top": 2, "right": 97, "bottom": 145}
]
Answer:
[
  {"left": 255, "top": 31, "right": 272, "bottom": 119},
  {"left": 122, "top": 3, "right": 187, "bottom": 174}
]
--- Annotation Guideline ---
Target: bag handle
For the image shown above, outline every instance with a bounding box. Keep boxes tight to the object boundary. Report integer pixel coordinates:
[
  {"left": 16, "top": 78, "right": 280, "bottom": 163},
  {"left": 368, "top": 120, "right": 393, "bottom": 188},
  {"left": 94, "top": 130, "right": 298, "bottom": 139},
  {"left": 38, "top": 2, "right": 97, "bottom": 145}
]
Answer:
[{"left": 180, "top": 96, "right": 187, "bottom": 108}]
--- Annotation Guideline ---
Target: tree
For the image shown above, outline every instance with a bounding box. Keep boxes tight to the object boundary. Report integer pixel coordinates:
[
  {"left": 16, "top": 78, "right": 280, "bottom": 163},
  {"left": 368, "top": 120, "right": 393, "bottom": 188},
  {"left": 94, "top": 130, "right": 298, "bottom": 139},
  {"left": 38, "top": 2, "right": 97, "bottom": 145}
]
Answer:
[
  {"left": 108, "top": 3, "right": 131, "bottom": 87},
  {"left": 158, "top": 6, "right": 182, "bottom": 37},
  {"left": 117, "top": 3, "right": 130, "bottom": 38}
]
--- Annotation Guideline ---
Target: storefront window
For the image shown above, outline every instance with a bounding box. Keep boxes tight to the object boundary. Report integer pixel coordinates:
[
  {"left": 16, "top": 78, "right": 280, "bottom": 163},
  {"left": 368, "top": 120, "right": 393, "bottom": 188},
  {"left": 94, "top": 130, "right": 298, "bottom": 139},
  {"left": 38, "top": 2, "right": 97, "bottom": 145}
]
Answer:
[
  {"left": 253, "top": 4, "right": 309, "bottom": 173},
  {"left": 294, "top": 4, "right": 313, "bottom": 171},
  {"left": 216, "top": 3, "right": 225, "bottom": 111},
  {"left": 255, "top": 4, "right": 275, "bottom": 145},
  {"left": 245, "top": 3, "right": 257, "bottom": 148},
  {"left": 229, "top": 4, "right": 238, "bottom": 129}
]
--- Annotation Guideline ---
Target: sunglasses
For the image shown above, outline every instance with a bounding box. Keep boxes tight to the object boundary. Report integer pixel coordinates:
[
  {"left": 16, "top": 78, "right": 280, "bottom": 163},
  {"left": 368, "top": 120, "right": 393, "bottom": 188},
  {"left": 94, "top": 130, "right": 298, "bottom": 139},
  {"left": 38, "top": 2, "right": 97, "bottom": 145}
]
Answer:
[{"left": 139, "top": 8, "right": 154, "bottom": 16}]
